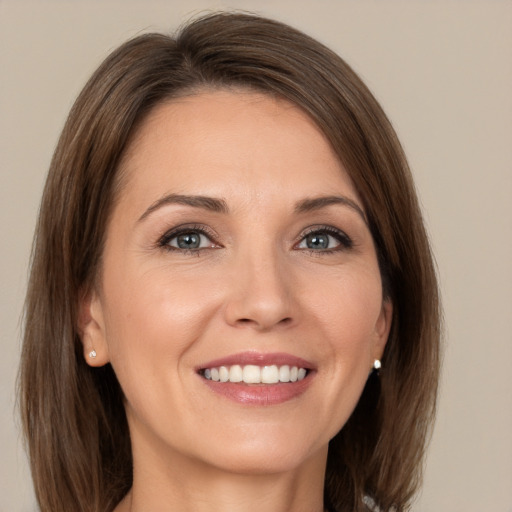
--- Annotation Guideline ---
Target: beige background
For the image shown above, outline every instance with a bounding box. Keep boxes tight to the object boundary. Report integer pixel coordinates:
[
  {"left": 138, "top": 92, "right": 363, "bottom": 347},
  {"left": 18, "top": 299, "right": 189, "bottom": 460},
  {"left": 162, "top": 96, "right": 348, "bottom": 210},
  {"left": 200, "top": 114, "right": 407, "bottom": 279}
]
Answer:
[{"left": 1, "top": 1, "right": 511, "bottom": 511}]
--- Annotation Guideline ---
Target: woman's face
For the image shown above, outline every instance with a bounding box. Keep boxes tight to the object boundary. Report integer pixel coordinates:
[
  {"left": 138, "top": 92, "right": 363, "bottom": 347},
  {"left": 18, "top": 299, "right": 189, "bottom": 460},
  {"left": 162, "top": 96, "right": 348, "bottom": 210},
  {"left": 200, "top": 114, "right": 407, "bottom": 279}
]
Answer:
[{"left": 83, "top": 90, "right": 391, "bottom": 476}]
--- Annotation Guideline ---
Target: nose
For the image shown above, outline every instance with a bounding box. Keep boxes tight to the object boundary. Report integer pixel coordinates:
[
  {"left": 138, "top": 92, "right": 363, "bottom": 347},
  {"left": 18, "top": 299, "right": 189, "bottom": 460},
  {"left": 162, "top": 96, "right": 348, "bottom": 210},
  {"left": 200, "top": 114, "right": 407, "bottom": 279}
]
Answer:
[{"left": 223, "top": 249, "right": 295, "bottom": 332}]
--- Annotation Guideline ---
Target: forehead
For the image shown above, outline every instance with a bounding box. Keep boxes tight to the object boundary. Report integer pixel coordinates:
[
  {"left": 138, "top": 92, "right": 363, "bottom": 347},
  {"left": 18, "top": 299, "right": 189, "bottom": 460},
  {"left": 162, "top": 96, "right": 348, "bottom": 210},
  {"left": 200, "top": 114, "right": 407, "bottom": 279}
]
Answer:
[{"left": 117, "top": 89, "right": 360, "bottom": 210}]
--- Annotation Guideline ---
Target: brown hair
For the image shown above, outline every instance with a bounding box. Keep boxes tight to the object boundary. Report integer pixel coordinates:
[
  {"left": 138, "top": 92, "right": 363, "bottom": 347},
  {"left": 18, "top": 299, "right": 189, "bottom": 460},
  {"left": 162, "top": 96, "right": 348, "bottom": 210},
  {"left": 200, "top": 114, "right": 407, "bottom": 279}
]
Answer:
[{"left": 19, "top": 12, "right": 440, "bottom": 512}]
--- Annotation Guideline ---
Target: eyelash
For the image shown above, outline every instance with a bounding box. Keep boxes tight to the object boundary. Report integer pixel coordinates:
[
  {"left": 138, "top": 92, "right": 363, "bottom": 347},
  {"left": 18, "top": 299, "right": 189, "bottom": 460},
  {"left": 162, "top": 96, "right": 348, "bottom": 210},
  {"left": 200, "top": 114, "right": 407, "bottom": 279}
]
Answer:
[{"left": 156, "top": 224, "right": 353, "bottom": 255}]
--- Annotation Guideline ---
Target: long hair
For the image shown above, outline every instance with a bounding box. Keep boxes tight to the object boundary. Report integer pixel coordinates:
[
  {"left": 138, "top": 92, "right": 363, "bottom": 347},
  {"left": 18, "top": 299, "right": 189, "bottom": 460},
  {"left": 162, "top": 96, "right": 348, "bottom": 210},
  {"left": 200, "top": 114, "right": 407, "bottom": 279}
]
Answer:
[{"left": 19, "top": 12, "right": 441, "bottom": 512}]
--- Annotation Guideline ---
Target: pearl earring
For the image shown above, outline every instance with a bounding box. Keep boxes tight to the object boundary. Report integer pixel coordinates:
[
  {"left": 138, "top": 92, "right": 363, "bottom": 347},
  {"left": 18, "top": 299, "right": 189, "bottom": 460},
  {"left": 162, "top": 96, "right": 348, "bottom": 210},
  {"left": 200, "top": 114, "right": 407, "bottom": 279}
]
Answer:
[
  {"left": 89, "top": 350, "right": 97, "bottom": 359},
  {"left": 373, "top": 359, "right": 381, "bottom": 370}
]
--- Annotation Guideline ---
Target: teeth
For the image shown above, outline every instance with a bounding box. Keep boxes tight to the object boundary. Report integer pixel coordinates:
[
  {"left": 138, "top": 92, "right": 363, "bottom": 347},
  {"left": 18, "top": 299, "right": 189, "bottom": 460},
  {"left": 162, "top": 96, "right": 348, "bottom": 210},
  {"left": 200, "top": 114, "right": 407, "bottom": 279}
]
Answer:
[
  {"left": 261, "top": 365, "right": 279, "bottom": 384},
  {"left": 219, "top": 366, "right": 229, "bottom": 382},
  {"left": 279, "top": 365, "right": 290, "bottom": 382},
  {"left": 202, "top": 364, "right": 308, "bottom": 384},
  {"left": 229, "top": 365, "right": 243, "bottom": 382},
  {"left": 243, "top": 365, "right": 261, "bottom": 384}
]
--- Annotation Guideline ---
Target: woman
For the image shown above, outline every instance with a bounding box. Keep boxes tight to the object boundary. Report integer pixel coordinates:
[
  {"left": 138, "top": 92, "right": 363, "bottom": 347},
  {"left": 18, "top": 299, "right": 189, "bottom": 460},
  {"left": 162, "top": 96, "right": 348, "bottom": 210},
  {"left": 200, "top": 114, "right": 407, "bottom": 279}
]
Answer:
[{"left": 19, "top": 12, "right": 440, "bottom": 512}]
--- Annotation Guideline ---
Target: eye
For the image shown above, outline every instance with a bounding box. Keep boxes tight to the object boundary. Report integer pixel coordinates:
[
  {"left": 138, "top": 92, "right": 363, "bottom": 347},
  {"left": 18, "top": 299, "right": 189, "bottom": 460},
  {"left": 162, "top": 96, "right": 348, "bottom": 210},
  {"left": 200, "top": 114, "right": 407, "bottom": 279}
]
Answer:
[
  {"left": 158, "top": 226, "right": 218, "bottom": 252},
  {"left": 171, "top": 232, "right": 211, "bottom": 249},
  {"left": 296, "top": 227, "right": 352, "bottom": 252}
]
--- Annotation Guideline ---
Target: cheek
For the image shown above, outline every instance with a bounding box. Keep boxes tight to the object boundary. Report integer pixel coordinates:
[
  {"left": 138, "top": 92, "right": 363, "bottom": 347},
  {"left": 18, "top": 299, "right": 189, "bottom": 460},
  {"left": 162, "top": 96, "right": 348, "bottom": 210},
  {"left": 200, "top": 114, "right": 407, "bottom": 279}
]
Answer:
[
  {"left": 307, "top": 268, "right": 384, "bottom": 416},
  {"left": 310, "top": 268, "right": 384, "bottom": 347},
  {"left": 100, "top": 262, "right": 221, "bottom": 373},
  {"left": 98, "top": 264, "right": 224, "bottom": 437}
]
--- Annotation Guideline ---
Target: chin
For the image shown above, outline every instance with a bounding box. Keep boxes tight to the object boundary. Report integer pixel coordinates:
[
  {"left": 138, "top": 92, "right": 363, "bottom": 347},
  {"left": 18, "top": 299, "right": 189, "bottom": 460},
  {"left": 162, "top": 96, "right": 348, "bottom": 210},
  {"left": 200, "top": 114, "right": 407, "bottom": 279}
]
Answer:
[{"left": 194, "top": 429, "right": 328, "bottom": 476}]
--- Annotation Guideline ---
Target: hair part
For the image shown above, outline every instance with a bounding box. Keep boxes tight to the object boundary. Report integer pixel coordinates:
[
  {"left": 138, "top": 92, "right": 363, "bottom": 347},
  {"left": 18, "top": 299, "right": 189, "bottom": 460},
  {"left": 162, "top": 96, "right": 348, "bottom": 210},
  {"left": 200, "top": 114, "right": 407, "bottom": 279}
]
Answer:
[{"left": 19, "top": 12, "right": 440, "bottom": 512}]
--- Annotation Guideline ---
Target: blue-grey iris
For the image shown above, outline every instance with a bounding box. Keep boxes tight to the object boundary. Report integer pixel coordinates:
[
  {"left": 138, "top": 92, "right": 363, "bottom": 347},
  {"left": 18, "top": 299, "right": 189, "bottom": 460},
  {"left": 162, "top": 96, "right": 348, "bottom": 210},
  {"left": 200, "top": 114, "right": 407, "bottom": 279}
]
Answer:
[
  {"left": 306, "top": 233, "right": 330, "bottom": 249},
  {"left": 177, "top": 233, "right": 201, "bottom": 249}
]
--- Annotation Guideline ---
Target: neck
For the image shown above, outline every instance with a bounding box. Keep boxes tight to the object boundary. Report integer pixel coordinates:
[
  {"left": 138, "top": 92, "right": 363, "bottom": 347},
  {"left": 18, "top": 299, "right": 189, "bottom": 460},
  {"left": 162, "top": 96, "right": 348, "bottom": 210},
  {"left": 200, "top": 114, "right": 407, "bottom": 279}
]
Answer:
[{"left": 116, "top": 437, "right": 328, "bottom": 512}]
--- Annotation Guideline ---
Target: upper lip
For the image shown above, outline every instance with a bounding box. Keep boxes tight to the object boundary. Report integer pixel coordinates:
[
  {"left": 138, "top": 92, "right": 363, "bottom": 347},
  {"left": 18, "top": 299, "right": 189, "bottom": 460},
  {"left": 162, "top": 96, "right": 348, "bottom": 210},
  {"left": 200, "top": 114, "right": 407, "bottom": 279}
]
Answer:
[{"left": 196, "top": 351, "right": 315, "bottom": 371}]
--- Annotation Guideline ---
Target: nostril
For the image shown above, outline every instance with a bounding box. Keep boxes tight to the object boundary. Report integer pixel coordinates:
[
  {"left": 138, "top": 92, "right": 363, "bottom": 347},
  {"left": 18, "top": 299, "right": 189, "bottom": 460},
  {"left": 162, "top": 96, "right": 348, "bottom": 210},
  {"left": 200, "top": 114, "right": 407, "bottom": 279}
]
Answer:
[{"left": 234, "top": 316, "right": 293, "bottom": 329}]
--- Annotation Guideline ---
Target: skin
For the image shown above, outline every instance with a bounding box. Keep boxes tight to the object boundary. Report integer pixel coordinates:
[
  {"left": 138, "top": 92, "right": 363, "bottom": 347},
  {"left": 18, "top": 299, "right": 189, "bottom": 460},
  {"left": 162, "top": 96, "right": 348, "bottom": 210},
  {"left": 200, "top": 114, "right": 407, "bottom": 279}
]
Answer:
[{"left": 80, "top": 90, "right": 392, "bottom": 512}]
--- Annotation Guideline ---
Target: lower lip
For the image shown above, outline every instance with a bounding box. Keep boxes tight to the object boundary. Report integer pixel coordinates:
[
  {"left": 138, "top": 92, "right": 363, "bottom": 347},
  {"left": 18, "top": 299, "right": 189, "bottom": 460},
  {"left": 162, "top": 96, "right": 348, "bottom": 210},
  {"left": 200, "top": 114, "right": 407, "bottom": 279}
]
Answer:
[{"left": 201, "top": 374, "right": 314, "bottom": 405}]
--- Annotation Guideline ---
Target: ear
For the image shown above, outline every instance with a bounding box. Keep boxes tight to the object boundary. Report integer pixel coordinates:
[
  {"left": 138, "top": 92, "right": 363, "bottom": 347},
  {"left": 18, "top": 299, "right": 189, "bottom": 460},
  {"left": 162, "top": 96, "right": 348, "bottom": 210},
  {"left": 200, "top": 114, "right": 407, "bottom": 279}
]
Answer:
[
  {"left": 372, "top": 298, "right": 393, "bottom": 362},
  {"left": 78, "top": 288, "right": 110, "bottom": 367}
]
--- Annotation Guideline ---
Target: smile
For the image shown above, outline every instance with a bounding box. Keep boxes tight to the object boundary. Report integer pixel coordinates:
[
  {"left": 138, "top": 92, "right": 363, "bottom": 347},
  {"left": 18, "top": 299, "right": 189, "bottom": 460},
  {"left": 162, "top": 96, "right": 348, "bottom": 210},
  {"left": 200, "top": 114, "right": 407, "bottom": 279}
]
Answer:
[
  {"left": 197, "top": 352, "right": 315, "bottom": 405},
  {"left": 201, "top": 364, "right": 308, "bottom": 384}
]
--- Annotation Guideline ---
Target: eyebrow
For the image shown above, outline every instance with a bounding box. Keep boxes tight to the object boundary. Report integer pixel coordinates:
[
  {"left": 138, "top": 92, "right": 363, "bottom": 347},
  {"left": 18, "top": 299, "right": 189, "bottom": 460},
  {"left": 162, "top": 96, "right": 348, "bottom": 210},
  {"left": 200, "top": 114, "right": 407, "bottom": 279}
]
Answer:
[
  {"left": 295, "top": 196, "right": 367, "bottom": 224},
  {"left": 138, "top": 194, "right": 229, "bottom": 222},
  {"left": 138, "top": 193, "right": 366, "bottom": 224}
]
